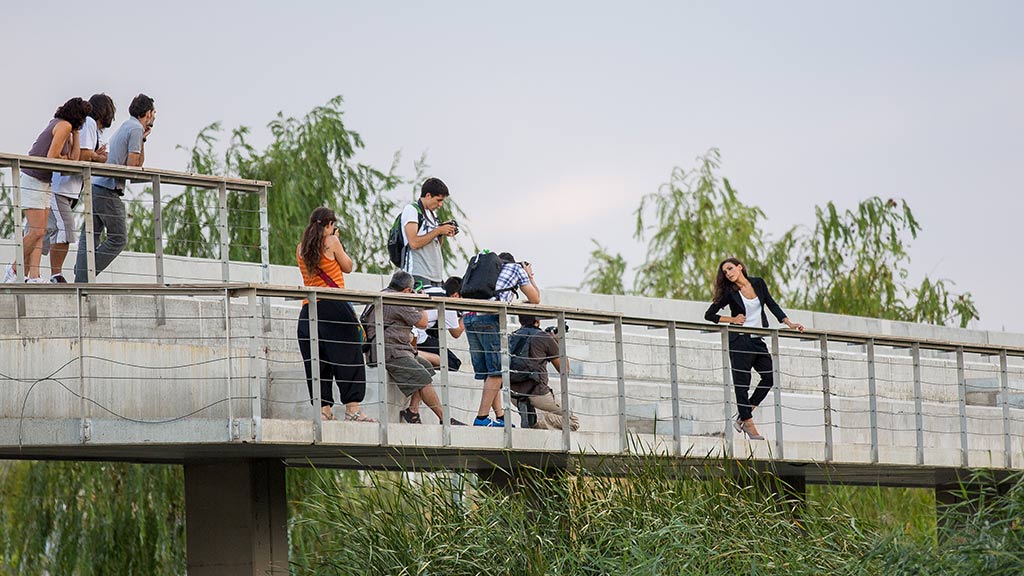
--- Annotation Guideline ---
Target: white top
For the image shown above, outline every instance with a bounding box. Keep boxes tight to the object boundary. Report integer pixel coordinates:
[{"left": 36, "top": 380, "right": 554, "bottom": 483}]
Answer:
[
  {"left": 52, "top": 117, "right": 103, "bottom": 199},
  {"left": 413, "top": 285, "right": 460, "bottom": 344},
  {"left": 741, "top": 293, "right": 762, "bottom": 327},
  {"left": 400, "top": 202, "right": 443, "bottom": 282}
]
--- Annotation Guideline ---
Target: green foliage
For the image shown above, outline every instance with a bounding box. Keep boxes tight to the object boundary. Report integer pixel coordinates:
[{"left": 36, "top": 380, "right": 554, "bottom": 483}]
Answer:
[
  {"left": 583, "top": 150, "right": 979, "bottom": 327},
  {"left": 124, "top": 96, "right": 471, "bottom": 275},
  {"left": 0, "top": 461, "right": 185, "bottom": 575}
]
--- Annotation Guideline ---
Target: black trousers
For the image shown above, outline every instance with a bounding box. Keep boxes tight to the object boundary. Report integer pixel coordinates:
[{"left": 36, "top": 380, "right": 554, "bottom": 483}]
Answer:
[
  {"left": 297, "top": 300, "right": 366, "bottom": 408},
  {"left": 728, "top": 334, "right": 774, "bottom": 421}
]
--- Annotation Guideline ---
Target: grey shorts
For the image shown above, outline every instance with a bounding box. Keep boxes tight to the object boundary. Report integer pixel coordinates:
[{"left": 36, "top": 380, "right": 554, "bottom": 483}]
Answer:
[
  {"left": 42, "top": 194, "right": 75, "bottom": 255},
  {"left": 386, "top": 355, "right": 435, "bottom": 397}
]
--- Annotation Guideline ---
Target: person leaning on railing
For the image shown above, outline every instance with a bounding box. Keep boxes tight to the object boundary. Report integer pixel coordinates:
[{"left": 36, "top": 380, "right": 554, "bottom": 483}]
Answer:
[
  {"left": 73, "top": 93, "right": 155, "bottom": 283},
  {"left": 45, "top": 94, "right": 116, "bottom": 283},
  {"left": 704, "top": 257, "right": 804, "bottom": 440},
  {"left": 4, "top": 97, "right": 91, "bottom": 283},
  {"left": 296, "top": 207, "right": 374, "bottom": 423}
]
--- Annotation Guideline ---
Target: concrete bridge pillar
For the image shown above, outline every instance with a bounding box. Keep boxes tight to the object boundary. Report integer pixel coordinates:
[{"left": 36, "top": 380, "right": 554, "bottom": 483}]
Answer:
[{"left": 184, "top": 459, "right": 289, "bottom": 575}]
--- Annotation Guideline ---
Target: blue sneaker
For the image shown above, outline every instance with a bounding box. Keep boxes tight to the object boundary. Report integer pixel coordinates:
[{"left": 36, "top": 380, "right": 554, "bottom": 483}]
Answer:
[
  {"left": 494, "top": 417, "right": 515, "bottom": 428},
  {"left": 473, "top": 416, "right": 503, "bottom": 427}
]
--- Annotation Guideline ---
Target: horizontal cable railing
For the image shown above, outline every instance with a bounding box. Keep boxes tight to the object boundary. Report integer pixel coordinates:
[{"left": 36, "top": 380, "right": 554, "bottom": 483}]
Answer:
[
  {"left": 0, "top": 153, "right": 271, "bottom": 286},
  {"left": 1, "top": 283, "right": 1022, "bottom": 472}
]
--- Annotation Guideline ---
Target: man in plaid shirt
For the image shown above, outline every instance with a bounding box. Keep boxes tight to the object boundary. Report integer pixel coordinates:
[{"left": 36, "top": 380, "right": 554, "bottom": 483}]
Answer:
[{"left": 463, "top": 252, "right": 540, "bottom": 427}]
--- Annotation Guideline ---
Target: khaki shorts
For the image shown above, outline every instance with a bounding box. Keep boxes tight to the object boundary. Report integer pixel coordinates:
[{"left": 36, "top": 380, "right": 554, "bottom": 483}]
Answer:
[
  {"left": 386, "top": 355, "right": 435, "bottom": 397},
  {"left": 18, "top": 172, "right": 53, "bottom": 210},
  {"left": 43, "top": 194, "right": 75, "bottom": 254}
]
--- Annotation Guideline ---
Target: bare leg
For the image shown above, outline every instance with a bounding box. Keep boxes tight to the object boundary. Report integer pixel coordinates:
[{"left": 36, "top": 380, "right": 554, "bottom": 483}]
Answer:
[
  {"left": 417, "top": 350, "right": 441, "bottom": 367},
  {"left": 416, "top": 384, "right": 444, "bottom": 421},
  {"left": 477, "top": 375, "right": 503, "bottom": 419},
  {"left": 408, "top": 391, "right": 422, "bottom": 413},
  {"left": 49, "top": 243, "right": 70, "bottom": 277},
  {"left": 23, "top": 209, "right": 48, "bottom": 279}
]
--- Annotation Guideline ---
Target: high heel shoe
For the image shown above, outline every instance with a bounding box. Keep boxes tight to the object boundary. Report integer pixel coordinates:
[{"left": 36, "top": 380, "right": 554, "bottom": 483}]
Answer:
[{"left": 735, "top": 418, "right": 764, "bottom": 440}]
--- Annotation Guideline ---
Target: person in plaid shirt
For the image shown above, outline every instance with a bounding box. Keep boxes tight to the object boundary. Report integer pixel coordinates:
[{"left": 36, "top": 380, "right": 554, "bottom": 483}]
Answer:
[{"left": 463, "top": 252, "right": 540, "bottom": 427}]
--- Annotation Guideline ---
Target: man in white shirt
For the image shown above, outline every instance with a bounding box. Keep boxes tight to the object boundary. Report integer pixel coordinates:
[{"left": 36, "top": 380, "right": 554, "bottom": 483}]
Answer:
[
  {"left": 401, "top": 177, "right": 457, "bottom": 288},
  {"left": 46, "top": 94, "right": 115, "bottom": 282}
]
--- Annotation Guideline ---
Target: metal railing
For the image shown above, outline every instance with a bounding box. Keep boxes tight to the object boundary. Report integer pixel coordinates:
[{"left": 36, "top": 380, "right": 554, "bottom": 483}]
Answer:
[
  {"left": 1, "top": 283, "right": 1021, "bottom": 471},
  {"left": 0, "top": 152, "right": 271, "bottom": 285}
]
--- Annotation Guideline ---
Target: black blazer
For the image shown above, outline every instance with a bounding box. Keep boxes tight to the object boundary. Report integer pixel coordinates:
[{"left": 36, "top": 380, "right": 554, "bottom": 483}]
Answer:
[{"left": 704, "top": 276, "right": 788, "bottom": 328}]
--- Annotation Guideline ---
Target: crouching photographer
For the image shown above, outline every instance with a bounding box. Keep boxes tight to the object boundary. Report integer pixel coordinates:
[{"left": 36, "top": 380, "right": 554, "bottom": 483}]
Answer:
[{"left": 508, "top": 314, "right": 579, "bottom": 430}]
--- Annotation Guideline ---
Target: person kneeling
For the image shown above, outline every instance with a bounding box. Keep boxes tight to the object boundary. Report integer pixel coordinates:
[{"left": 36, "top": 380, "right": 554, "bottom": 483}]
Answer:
[
  {"left": 508, "top": 314, "right": 579, "bottom": 431},
  {"left": 363, "top": 271, "right": 464, "bottom": 426}
]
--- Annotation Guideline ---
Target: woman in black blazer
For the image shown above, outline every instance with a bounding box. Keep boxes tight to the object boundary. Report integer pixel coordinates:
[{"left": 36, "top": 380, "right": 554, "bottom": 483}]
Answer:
[{"left": 704, "top": 258, "right": 804, "bottom": 439}]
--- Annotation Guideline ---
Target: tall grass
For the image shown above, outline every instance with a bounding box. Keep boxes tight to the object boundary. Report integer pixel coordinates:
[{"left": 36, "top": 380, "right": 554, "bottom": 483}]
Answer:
[{"left": 288, "top": 456, "right": 1024, "bottom": 575}]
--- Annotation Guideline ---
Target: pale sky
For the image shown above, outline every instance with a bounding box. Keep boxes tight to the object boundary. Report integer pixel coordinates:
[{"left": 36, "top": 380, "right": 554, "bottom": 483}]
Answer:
[{"left": 3, "top": 1, "right": 1022, "bottom": 331}]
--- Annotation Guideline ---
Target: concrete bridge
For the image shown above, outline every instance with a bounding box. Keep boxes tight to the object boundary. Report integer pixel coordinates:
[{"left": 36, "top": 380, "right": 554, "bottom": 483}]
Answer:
[{"left": 2, "top": 153, "right": 1022, "bottom": 574}]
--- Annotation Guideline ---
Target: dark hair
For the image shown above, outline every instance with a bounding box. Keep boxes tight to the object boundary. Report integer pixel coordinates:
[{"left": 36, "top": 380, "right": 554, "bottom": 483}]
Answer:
[
  {"left": 442, "top": 276, "right": 462, "bottom": 297},
  {"left": 518, "top": 314, "right": 540, "bottom": 327},
  {"left": 420, "top": 177, "right": 449, "bottom": 198},
  {"left": 712, "top": 257, "right": 749, "bottom": 303},
  {"left": 128, "top": 93, "right": 155, "bottom": 118},
  {"left": 498, "top": 252, "right": 515, "bottom": 264},
  {"left": 388, "top": 270, "right": 414, "bottom": 292},
  {"left": 54, "top": 98, "right": 92, "bottom": 131},
  {"left": 300, "top": 207, "right": 336, "bottom": 276},
  {"left": 88, "top": 93, "right": 116, "bottom": 129}
]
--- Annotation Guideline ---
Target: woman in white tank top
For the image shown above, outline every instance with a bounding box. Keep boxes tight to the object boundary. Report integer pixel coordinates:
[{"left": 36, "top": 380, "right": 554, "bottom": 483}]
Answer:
[{"left": 704, "top": 258, "right": 804, "bottom": 440}]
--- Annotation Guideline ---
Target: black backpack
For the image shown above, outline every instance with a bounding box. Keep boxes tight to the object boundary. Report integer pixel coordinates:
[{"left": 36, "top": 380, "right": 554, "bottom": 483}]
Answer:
[
  {"left": 508, "top": 326, "right": 544, "bottom": 385},
  {"left": 386, "top": 201, "right": 425, "bottom": 268},
  {"left": 359, "top": 303, "right": 380, "bottom": 366},
  {"left": 460, "top": 251, "right": 518, "bottom": 300}
]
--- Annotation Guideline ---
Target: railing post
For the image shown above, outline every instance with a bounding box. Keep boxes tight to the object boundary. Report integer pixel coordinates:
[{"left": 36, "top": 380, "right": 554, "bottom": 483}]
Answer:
[
  {"left": 437, "top": 301, "right": 451, "bottom": 446},
  {"left": 819, "top": 335, "right": 833, "bottom": 462},
  {"left": 258, "top": 186, "right": 271, "bottom": 333},
  {"left": 867, "top": 338, "right": 879, "bottom": 464},
  {"left": 956, "top": 347, "right": 968, "bottom": 468},
  {"left": 308, "top": 291, "right": 322, "bottom": 443},
  {"left": 247, "top": 289, "right": 263, "bottom": 442},
  {"left": 374, "top": 295, "right": 388, "bottom": 446},
  {"left": 912, "top": 343, "right": 924, "bottom": 465},
  {"left": 77, "top": 287, "right": 90, "bottom": 443},
  {"left": 771, "top": 330, "right": 784, "bottom": 459},
  {"left": 151, "top": 175, "right": 166, "bottom": 325},
  {"left": 218, "top": 182, "right": 230, "bottom": 282},
  {"left": 1000, "top": 350, "right": 1011, "bottom": 469},
  {"left": 81, "top": 166, "right": 96, "bottom": 284},
  {"left": 558, "top": 312, "right": 571, "bottom": 453},
  {"left": 720, "top": 327, "right": 734, "bottom": 455},
  {"left": 224, "top": 289, "right": 238, "bottom": 441},
  {"left": 614, "top": 317, "right": 627, "bottom": 453},
  {"left": 499, "top": 309, "right": 513, "bottom": 448},
  {"left": 11, "top": 161, "right": 24, "bottom": 284},
  {"left": 667, "top": 322, "right": 681, "bottom": 457}
]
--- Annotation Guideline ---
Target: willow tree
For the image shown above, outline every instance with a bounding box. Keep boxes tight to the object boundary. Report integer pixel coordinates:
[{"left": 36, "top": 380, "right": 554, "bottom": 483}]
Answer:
[
  {"left": 0, "top": 96, "right": 472, "bottom": 575},
  {"left": 583, "top": 149, "right": 978, "bottom": 328}
]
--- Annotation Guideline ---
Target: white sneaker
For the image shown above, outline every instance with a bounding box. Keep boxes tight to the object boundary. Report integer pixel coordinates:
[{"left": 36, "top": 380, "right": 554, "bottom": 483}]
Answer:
[
  {"left": 2, "top": 265, "right": 16, "bottom": 284},
  {"left": 26, "top": 277, "right": 48, "bottom": 284}
]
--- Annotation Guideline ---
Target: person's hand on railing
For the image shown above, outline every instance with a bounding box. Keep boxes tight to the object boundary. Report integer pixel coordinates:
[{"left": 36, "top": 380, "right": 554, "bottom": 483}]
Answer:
[
  {"left": 783, "top": 318, "right": 805, "bottom": 332},
  {"left": 732, "top": 314, "right": 746, "bottom": 325}
]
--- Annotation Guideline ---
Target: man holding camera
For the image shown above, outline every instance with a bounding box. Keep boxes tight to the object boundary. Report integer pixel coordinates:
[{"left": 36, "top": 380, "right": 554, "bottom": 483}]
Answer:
[
  {"left": 401, "top": 177, "right": 457, "bottom": 289},
  {"left": 509, "top": 314, "right": 579, "bottom": 431}
]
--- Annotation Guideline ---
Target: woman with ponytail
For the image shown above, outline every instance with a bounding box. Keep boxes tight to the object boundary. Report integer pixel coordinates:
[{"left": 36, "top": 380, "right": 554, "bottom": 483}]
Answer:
[
  {"left": 705, "top": 258, "right": 804, "bottom": 440},
  {"left": 296, "top": 207, "right": 374, "bottom": 422}
]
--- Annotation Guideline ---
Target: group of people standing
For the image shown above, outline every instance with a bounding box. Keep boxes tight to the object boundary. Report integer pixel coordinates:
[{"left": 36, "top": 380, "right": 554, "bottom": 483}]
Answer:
[
  {"left": 296, "top": 178, "right": 804, "bottom": 439},
  {"left": 295, "top": 178, "right": 577, "bottom": 429},
  {"left": 5, "top": 94, "right": 156, "bottom": 284}
]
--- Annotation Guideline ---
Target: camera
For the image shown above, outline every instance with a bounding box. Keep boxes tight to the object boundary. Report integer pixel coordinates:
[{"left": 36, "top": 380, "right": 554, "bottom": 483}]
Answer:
[
  {"left": 442, "top": 220, "right": 459, "bottom": 234},
  {"left": 544, "top": 323, "right": 569, "bottom": 335}
]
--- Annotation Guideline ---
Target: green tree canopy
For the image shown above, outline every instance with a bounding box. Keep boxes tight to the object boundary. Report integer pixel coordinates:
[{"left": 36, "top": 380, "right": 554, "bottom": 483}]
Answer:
[{"left": 583, "top": 149, "right": 979, "bottom": 328}]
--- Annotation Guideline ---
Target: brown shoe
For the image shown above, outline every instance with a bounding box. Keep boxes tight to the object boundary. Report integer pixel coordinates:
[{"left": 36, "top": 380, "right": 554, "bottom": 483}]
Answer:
[{"left": 400, "top": 408, "right": 422, "bottom": 424}]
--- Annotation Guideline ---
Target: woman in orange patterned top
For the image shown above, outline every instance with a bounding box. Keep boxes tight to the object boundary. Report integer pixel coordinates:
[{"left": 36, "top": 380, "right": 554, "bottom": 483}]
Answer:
[{"left": 296, "top": 207, "right": 374, "bottom": 422}]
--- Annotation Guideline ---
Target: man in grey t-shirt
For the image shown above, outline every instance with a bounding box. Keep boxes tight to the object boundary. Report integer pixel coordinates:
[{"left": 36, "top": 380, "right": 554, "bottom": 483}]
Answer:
[
  {"left": 401, "top": 178, "right": 457, "bottom": 288},
  {"left": 74, "top": 94, "right": 156, "bottom": 283}
]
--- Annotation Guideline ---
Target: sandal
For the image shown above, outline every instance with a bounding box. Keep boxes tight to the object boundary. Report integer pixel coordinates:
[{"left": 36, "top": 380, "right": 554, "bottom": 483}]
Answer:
[
  {"left": 344, "top": 411, "right": 377, "bottom": 423},
  {"left": 320, "top": 410, "right": 336, "bottom": 421},
  {"left": 399, "top": 408, "right": 422, "bottom": 424}
]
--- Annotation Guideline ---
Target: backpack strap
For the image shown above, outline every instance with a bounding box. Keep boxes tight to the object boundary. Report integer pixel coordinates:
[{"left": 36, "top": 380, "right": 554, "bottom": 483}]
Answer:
[{"left": 316, "top": 270, "right": 339, "bottom": 289}]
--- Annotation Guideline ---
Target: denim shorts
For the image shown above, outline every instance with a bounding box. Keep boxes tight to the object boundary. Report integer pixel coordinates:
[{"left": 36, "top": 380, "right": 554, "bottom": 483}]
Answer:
[{"left": 464, "top": 313, "right": 502, "bottom": 380}]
